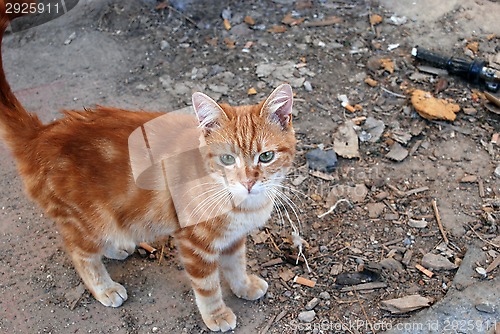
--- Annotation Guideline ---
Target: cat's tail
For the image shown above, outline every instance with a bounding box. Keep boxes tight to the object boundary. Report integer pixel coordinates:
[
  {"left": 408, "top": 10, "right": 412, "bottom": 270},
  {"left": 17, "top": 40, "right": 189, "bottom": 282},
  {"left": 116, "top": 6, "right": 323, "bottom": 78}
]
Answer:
[{"left": 0, "top": 0, "right": 42, "bottom": 147}]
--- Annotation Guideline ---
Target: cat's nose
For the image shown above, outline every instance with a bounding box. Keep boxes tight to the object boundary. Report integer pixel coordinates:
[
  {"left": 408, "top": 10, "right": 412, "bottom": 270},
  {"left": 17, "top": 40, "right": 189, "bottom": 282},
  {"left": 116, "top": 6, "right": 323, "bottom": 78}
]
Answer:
[{"left": 242, "top": 180, "right": 256, "bottom": 192}]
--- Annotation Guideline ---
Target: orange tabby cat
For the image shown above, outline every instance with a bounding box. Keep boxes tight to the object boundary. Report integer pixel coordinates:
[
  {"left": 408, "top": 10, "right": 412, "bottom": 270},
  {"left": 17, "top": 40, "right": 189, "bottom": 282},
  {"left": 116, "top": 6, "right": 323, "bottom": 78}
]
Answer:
[{"left": 0, "top": 1, "right": 296, "bottom": 332}]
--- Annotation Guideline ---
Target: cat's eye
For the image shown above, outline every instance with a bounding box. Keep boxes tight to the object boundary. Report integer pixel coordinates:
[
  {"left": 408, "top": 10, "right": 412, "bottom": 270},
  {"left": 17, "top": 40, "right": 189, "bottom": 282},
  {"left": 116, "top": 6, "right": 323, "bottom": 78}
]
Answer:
[
  {"left": 258, "top": 151, "right": 275, "bottom": 163},
  {"left": 220, "top": 154, "right": 236, "bottom": 166}
]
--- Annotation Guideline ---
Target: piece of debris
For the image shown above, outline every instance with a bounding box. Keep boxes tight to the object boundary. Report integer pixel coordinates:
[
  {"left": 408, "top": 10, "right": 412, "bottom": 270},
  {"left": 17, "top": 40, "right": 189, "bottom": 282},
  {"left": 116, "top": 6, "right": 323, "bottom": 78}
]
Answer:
[
  {"left": 421, "top": 253, "right": 458, "bottom": 271},
  {"left": 380, "top": 294, "right": 433, "bottom": 314},
  {"left": 333, "top": 121, "right": 360, "bottom": 158},
  {"left": 305, "top": 148, "right": 337, "bottom": 173},
  {"left": 411, "top": 89, "right": 460, "bottom": 121},
  {"left": 408, "top": 219, "right": 428, "bottom": 228},
  {"left": 380, "top": 258, "right": 404, "bottom": 273},
  {"left": 247, "top": 87, "right": 257, "bottom": 95},
  {"left": 386, "top": 142, "right": 408, "bottom": 162},
  {"left": 432, "top": 199, "right": 449, "bottom": 244},
  {"left": 139, "top": 242, "right": 157, "bottom": 253},
  {"left": 415, "top": 263, "right": 434, "bottom": 278},
  {"left": 291, "top": 175, "right": 307, "bottom": 186},
  {"left": 475, "top": 267, "right": 487, "bottom": 278},
  {"left": 389, "top": 15, "right": 407, "bottom": 26},
  {"left": 298, "top": 310, "right": 316, "bottom": 323},
  {"left": 336, "top": 268, "right": 380, "bottom": 286},
  {"left": 278, "top": 268, "right": 295, "bottom": 282},
  {"left": 460, "top": 175, "right": 478, "bottom": 183},
  {"left": 64, "top": 32, "right": 76, "bottom": 45},
  {"left": 369, "top": 14, "right": 383, "bottom": 26},
  {"left": 262, "top": 258, "right": 283, "bottom": 267},
  {"left": 305, "top": 297, "right": 320, "bottom": 310},
  {"left": 267, "top": 25, "right": 287, "bottom": 33},
  {"left": 379, "top": 58, "right": 395, "bottom": 73},
  {"left": 319, "top": 291, "right": 331, "bottom": 300},
  {"left": 340, "top": 282, "right": 387, "bottom": 292},
  {"left": 330, "top": 263, "right": 343, "bottom": 276},
  {"left": 244, "top": 15, "right": 255, "bottom": 26},
  {"left": 366, "top": 202, "right": 386, "bottom": 219},
  {"left": 303, "top": 16, "right": 342, "bottom": 27},
  {"left": 390, "top": 131, "right": 412, "bottom": 145},
  {"left": 486, "top": 255, "right": 500, "bottom": 273},
  {"left": 359, "top": 117, "right": 385, "bottom": 143},
  {"left": 294, "top": 276, "right": 316, "bottom": 288},
  {"left": 475, "top": 302, "right": 496, "bottom": 314}
]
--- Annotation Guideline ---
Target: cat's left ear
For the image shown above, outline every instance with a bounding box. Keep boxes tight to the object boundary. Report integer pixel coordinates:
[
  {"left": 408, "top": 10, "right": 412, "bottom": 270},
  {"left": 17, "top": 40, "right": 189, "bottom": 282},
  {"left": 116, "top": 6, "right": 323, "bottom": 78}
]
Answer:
[
  {"left": 192, "top": 92, "right": 227, "bottom": 131},
  {"left": 260, "top": 84, "right": 293, "bottom": 129}
]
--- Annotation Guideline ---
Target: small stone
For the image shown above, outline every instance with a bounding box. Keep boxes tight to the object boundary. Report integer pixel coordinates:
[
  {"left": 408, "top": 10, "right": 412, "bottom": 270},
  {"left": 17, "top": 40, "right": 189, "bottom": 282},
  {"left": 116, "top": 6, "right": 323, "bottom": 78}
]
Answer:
[
  {"left": 298, "top": 310, "right": 316, "bottom": 323},
  {"left": 305, "top": 148, "right": 338, "bottom": 173},
  {"left": 330, "top": 264, "right": 343, "bottom": 276},
  {"left": 366, "top": 202, "right": 386, "bottom": 218},
  {"left": 475, "top": 302, "right": 496, "bottom": 314},
  {"left": 303, "top": 81, "right": 313, "bottom": 92},
  {"left": 319, "top": 291, "right": 331, "bottom": 300},
  {"left": 360, "top": 117, "right": 385, "bottom": 143},
  {"left": 460, "top": 175, "right": 478, "bottom": 183},
  {"left": 137, "top": 248, "right": 148, "bottom": 258},
  {"left": 408, "top": 219, "right": 428, "bottom": 228},
  {"left": 305, "top": 297, "right": 320, "bottom": 310},
  {"left": 160, "top": 40, "right": 170, "bottom": 50},
  {"left": 386, "top": 142, "right": 409, "bottom": 162},
  {"left": 421, "top": 253, "right": 458, "bottom": 271},
  {"left": 380, "top": 258, "right": 404, "bottom": 273},
  {"left": 463, "top": 107, "right": 477, "bottom": 115},
  {"left": 135, "top": 84, "right": 148, "bottom": 91},
  {"left": 495, "top": 165, "right": 500, "bottom": 177},
  {"left": 475, "top": 267, "right": 487, "bottom": 277},
  {"left": 380, "top": 295, "right": 432, "bottom": 314},
  {"left": 64, "top": 32, "right": 76, "bottom": 45}
]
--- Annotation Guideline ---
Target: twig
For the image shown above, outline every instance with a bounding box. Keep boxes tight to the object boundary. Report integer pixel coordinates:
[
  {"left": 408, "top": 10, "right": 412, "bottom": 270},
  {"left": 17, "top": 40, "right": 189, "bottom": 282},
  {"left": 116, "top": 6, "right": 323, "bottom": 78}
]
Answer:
[
  {"left": 265, "top": 228, "right": 282, "bottom": 253},
  {"left": 405, "top": 186, "right": 429, "bottom": 196},
  {"left": 381, "top": 86, "right": 406, "bottom": 99},
  {"left": 432, "top": 199, "right": 449, "bottom": 244},
  {"left": 355, "top": 290, "right": 376, "bottom": 334},
  {"left": 318, "top": 199, "right": 352, "bottom": 218},
  {"left": 469, "top": 226, "right": 500, "bottom": 249},
  {"left": 158, "top": 245, "right": 165, "bottom": 265}
]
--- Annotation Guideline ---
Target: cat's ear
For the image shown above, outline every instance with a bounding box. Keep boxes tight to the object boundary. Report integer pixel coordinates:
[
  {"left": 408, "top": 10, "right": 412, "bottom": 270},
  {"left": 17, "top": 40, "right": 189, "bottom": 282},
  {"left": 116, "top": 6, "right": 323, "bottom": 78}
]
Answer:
[
  {"left": 260, "top": 84, "right": 293, "bottom": 129},
  {"left": 192, "top": 92, "right": 227, "bottom": 131}
]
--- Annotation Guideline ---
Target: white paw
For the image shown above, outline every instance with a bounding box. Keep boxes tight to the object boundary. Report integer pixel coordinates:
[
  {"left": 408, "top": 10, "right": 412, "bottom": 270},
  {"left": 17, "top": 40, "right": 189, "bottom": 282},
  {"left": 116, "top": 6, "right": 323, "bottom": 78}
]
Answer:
[
  {"left": 103, "top": 247, "right": 134, "bottom": 260},
  {"left": 95, "top": 282, "right": 128, "bottom": 307},
  {"left": 202, "top": 306, "right": 237, "bottom": 332},
  {"left": 234, "top": 275, "right": 268, "bottom": 300}
]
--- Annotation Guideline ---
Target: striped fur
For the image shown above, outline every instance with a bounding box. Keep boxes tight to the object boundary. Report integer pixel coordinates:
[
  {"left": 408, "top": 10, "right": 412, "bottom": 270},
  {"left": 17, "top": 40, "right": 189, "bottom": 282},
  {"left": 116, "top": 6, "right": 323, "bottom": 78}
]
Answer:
[{"left": 0, "top": 3, "right": 295, "bottom": 332}]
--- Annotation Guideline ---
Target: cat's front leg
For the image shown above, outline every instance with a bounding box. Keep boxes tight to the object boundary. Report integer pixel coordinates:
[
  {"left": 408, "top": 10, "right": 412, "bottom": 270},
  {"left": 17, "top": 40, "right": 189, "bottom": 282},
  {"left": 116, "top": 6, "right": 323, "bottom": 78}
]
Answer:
[
  {"left": 219, "top": 237, "right": 268, "bottom": 300},
  {"left": 177, "top": 237, "right": 236, "bottom": 332}
]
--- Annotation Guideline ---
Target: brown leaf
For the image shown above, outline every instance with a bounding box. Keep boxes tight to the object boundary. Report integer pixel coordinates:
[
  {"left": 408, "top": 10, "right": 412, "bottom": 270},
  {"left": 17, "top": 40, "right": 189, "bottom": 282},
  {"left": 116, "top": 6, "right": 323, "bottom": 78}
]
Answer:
[
  {"left": 369, "top": 14, "right": 383, "bottom": 26},
  {"left": 267, "top": 25, "right": 287, "bottom": 33},
  {"left": 411, "top": 89, "right": 460, "bottom": 121},
  {"left": 379, "top": 58, "right": 395, "bottom": 74}
]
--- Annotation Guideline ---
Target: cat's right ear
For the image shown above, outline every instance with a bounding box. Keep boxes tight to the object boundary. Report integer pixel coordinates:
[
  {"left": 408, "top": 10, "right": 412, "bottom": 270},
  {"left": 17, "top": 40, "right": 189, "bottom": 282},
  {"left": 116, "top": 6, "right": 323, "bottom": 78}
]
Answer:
[{"left": 192, "top": 92, "right": 227, "bottom": 132}]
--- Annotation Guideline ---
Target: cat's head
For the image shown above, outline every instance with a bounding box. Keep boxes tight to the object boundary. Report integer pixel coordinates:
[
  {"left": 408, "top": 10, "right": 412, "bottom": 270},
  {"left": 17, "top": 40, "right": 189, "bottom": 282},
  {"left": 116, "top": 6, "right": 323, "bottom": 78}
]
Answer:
[{"left": 192, "top": 84, "right": 296, "bottom": 211}]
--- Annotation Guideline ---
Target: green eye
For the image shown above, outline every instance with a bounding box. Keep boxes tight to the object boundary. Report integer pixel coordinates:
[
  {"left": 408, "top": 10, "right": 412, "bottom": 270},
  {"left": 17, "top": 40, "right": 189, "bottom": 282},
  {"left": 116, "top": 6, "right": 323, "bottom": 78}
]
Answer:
[
  {"left": 259, "top": 151, "right": 275, "bottom": 163},
  {"left": 220, "top": 154, "right": 236, "bottom": 166}
]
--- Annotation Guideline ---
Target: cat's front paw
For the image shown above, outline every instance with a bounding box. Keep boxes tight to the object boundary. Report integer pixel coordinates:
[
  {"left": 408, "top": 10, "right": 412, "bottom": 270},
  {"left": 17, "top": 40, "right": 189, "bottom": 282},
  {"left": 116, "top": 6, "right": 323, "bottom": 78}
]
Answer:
[
  {"left": 234, "top": 274, "right": 268, "bottom": 300},
  {"left": 94, "top": 281, "right": 128, "bottom": 307},
  {"left": 202, "top": 306, "right": 237, "bottom": 332}
]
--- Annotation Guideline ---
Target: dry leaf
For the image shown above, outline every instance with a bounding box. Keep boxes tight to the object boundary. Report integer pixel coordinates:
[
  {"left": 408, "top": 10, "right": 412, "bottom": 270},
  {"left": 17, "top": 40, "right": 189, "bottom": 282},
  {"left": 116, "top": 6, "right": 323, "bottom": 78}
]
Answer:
[
  {"left": 267, "top": 25, "right": 287, "bottom": 33},
  {"left": 244, "top": 15, "right": 255, "bottom": 26},
  {"left": 369, "top": 14, "right": 383, "bottom": 25},
  {"left": 466, "top": 41, "right": 479, "bottom": 54},
  {"left": 379, "top": 58, "right": 395, "bottom": 74},
  {"left": 223, "top": 37, "right": 236, "bottom": 49},
  {"left": 411, "top": 89, "right": 460, "bottom": 121}
]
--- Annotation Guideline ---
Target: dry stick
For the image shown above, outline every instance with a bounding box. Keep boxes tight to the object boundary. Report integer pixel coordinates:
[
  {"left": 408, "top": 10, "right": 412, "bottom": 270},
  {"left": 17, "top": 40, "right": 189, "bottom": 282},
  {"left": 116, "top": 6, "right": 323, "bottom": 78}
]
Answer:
[
  {"left": 265, "top": 228, "right": 282, "bottom": 253},
  {"left": 469, "top": 226, "right": 500, "bottom": 249},
  {"left": 158, "top": 245, "right": 165, "bottom": 265},
  {"left": 431, "top": 199, "right": 449, "bottom": 244},
  {"left": 318, "top": 199, "right": 352, "bottom": 218},
  {"left": 381, "top": 86, "right": 406, "bottom": 99},
  {"left": 355, "top": 290, "right": 376, "bottom": 334}
]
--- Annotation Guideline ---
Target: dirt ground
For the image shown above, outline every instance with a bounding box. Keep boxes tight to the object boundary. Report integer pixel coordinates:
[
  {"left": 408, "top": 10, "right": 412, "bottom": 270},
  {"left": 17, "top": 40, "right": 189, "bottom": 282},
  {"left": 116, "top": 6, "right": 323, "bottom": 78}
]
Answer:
[{"left": 0, "top": 0, "right": 499, "bottom": 333}]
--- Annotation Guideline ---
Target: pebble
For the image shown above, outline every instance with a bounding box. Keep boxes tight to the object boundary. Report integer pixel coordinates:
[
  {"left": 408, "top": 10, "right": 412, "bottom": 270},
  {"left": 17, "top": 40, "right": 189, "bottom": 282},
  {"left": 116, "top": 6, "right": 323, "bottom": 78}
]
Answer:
[
  {"left": 475, "top": 267, "right": 487, "bottom": 277},
  {"left": 319, "top": 291, "right": 331, "bottom": 300},
  {"left": 386, "top": 142, "right": 409, "bottom": 162},
  {"left": 135, "top": 84, "right": 147, "bottom": 91},
  {"left": 360, "top": 117, "right": 385, "bottom": 143},
  {"left": 495, "top": 165, "right": 500, "bottom": 177},
  {"left": 421, "top": 253, "right": 458, "bottom": 271},
  {"left": 475, "top": 302, "right": 496, "bottom": 314},
  {"left": 298, "top": 310, "right": 316, "bottom": 323},
  {"left": 408, "top": 219, "right": 428, "bottom": 228},
  {"left": 366, "top": 202, "right": 386, "bottom": 218},
  {"left": 160, "top": 40, "right": 170, "bottom": 50},
  {"left": 305, "top": 297, "right": 320, "bottom": 310},
  {"left": 380, "top": 258, "right": 404, "bottom": 273},
  {"left": 305, "top": 148, "right": 338, "bottom": 173},
  {"left": 303, "top": 81, "right": 313, "bottom": 92}
]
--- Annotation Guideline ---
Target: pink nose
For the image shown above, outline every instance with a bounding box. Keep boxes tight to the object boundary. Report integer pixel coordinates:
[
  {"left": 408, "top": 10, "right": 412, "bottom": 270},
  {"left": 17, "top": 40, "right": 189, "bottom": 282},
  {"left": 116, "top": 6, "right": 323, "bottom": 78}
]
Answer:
[{"left": 243, "top": 180, "right": 256, "bottom": 192}]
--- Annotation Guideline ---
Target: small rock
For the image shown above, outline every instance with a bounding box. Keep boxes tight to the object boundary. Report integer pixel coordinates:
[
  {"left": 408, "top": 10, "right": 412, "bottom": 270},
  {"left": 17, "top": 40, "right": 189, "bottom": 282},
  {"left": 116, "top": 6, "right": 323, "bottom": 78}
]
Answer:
[
  {"left": 298, "top": 310, "right": 316, "bottom": 323},
  {"left": 137, "top": 248, "right": 148, "bottom": 258},
  {"left": 460, "top": 175, "right": 478, "bottom": 183},
  {"left": 303, "top": 81, "right": 313, "bottom": 92},
  {"left": 360, "top": 117, "right": 385, "bottom": 143},
  {"left": 386, "top": 142, "right": 409, "bottom": 162},
  {"left": 330, "top": 264, "right": 343, "bottom": 276},
  {"left": 333, "top": 121, "right": 360, "bottom": 158},
  {"left": 319, "top": 291, "right": 331, "bottom": 300},
  {"left": 160, "top": 40, "right": 170, "bottom": 50},
  {"left": 389, "top": 15, "right": 407, "bottom": 25},
  {"left": 495, "top": 165, "right": 500, "bottom": 177},
  {"left": 366, "top": 202, "right": 385, "bottom": 218},
  {"left": 380, "top": 294, "right": 433, "bottom": 314},
  {"left": 408, "top": 219, "right": 428, "bottom": 228},
  {"left": 475, "top": 302, "right": 496, "bottom": 314},
  {"left": 380, "top": 258, "right": 404, "bottom": 273},
  {"left": 305, "top": 148, "right": 338, "bottom": 173},
  {"left": 463, "top": 107, "right": 477, "bottom": 115},
  {"left": 475, "top": 267, "right": 487, "bottom": 277},
  {"left": 64, "top": 32, "right": 76, "bottom": 45},
  {"left": 421, "top": 253, "right": 458, "bottom": 271},
  {"left": 305, "top": 297, "right": 320, "bottom": 310},
  {"left": 135, "top": 84, "right": 148, "bottom": 91}
]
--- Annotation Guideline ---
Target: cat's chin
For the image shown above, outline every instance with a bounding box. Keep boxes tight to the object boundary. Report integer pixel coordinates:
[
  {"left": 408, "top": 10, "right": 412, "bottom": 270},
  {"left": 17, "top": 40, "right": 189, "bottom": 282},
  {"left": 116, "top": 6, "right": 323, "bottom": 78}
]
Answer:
[{"left": 233, "top": 193, "right": 270, "bottom": 211}]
